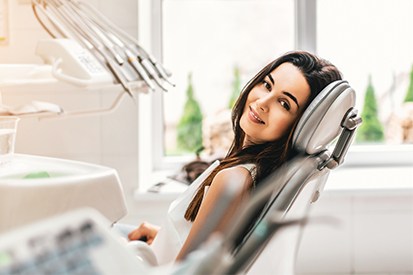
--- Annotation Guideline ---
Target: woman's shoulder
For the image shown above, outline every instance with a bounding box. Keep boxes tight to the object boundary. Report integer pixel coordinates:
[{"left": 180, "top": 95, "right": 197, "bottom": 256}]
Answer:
[
  {"left": 217, "top": 165, "right": 253, "bottom": 178},
  {"left": 221, "top": 163, "right": 256, "bottom": 180},
  {"left": 212, "top": 165, "right": 255, "bottom": 191}
]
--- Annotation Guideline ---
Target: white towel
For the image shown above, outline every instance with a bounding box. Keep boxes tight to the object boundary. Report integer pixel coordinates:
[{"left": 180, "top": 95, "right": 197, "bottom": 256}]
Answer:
[{"left": 5, "top": 101, "right": 63, "bottom": 115}]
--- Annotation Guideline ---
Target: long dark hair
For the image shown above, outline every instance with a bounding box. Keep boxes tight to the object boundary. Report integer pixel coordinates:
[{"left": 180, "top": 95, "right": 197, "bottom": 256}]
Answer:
[{"left": 184, "top": 51, "right": 342, "bottom": 222}]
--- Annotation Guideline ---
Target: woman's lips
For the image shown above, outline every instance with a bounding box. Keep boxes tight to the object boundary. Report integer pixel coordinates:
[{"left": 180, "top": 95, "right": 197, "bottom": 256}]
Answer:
[{"left": 248, "top": 106, "right": 265, "bottom": 124}]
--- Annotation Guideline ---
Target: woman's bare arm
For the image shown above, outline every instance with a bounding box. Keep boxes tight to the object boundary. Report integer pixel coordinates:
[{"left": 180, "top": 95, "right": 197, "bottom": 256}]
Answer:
[{"left": 175, "top": 166, "right": 253, "bottom": 261}]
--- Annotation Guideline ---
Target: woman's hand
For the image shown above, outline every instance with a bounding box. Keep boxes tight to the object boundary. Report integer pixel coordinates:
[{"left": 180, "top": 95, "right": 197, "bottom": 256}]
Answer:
[{"left": 128, "top": 222, "right": 160, "bottom": 245}]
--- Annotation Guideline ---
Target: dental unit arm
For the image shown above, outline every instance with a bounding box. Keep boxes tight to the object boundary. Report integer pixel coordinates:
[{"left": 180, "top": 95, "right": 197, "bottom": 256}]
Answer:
[
  {"left": 1, "top": 0, "right": 174, "bottom": 120},
  {"left": 31, "top": 0, "right": 174, "bottom": 94}
]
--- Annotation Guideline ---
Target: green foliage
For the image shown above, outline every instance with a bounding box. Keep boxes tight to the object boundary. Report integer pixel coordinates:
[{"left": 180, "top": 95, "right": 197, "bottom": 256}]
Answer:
[
  {"left": 228, "top": 66, "right": 242, "bottom": 109},
  {"left": 404, "top": 64, "right": 413, "bottom": 102},
  {"left": 356, "top": 76, "right": 385, "bottom": 143},
  {"left": 177, "top": 73, "right": 203, "bottom": 153}
]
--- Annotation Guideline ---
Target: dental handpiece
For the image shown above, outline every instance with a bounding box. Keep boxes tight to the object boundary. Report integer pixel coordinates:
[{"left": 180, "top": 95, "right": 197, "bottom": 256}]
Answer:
[{"left": 124, "top": 49, "right": 156, "bottom": 91}]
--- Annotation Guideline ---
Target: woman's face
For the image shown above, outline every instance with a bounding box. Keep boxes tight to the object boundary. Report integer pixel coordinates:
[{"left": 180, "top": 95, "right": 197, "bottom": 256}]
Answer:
[{"left": 240, "top": 62, "right": 311, "bottom": 146}]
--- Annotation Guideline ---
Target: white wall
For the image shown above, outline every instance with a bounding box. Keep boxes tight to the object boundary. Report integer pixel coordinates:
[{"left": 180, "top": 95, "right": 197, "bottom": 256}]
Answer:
[
  {"left": 296, "top": 166, "right": 413, "bottom": 275},
  {"left": 0, "top": 0, "right": 140, "bottom": 219}
]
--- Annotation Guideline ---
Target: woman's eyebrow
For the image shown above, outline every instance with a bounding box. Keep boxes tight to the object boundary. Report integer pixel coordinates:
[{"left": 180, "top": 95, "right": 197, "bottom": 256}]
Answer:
[
  {"left": 283, "top": 91, "right": 299, "bottom": 109},
  {"left": 267, "top": 74, "right": 274, "bottom": 84},
  {"left": 267, "top": 73, "right": 299, "bottom": 109}
]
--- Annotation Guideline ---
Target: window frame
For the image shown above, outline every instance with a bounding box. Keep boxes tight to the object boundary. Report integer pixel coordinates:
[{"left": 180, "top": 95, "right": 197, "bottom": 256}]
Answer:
[{"left": 144, "top": 0, "right": 413, "bottom": 182}]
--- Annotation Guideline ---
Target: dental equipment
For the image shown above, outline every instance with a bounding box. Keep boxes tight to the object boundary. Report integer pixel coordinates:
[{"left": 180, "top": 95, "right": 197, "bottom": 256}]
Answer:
[
  {"left": 31, "top": 0, "right": 174, "bottom": 95},
  {"left": 0, "top": 154, "right": 127, "bottom": 233},
  {"left": 0, "top": 208, "right": 169, "bottom": 275}
]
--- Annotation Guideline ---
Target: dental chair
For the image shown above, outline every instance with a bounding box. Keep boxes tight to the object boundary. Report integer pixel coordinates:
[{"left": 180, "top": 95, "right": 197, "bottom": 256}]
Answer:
[
  {"left": 231, "top": 80, "right": 361, "bottom": 274},
  {"left": 175, "top": 79, "right": 362, "bottom": 274}
]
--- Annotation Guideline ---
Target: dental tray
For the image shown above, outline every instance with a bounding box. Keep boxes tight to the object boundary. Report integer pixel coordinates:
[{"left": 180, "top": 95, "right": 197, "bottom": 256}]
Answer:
[{"left": 0, "top": 154, "right": 127, "bottom": 233}]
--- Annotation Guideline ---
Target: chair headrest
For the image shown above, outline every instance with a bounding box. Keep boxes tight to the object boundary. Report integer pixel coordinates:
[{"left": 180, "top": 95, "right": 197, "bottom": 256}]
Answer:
[{"left": 292, "top": 80, "right": 356, "bottom": 154}]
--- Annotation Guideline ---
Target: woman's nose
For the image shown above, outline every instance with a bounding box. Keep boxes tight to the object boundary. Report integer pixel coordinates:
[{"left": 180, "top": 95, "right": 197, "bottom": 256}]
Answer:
[{"left": 256, "top": 94, "right": 272, "bottom": 112}]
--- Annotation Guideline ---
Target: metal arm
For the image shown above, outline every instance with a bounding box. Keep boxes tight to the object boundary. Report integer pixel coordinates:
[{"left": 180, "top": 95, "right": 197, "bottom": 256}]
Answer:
[{"left": 319, "top": 108, "right": 363, "bottom": 170}]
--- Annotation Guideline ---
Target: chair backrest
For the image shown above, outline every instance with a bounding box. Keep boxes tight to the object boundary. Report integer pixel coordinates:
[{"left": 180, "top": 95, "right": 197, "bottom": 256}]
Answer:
[{"left": 212, "top": 80, "right": 361, "bottom": 274}]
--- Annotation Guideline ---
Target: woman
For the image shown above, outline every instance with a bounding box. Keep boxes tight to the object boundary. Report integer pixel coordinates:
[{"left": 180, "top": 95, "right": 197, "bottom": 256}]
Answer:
[{"left": 127, "top": 50, "right": 342, "bottom": 264}]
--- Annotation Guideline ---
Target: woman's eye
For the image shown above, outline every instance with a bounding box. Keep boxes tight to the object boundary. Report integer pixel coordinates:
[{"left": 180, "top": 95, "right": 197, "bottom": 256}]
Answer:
[
  {"left": 262, "top": 80, "right": 271, "bottom": 91},
  {"left": 280, "top": 100, "right": 291, "bottom": 111}
]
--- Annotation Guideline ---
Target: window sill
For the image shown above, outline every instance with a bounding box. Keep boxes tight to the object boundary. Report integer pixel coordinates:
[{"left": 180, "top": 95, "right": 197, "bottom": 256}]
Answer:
[
  {"left": 325, "top": 165, "right": 413, "bottom": 195},
  {"left": 134, "top": 164, "right": 413, "bottom": 204},
  {"left": 343, "top": 144, "right": 413, "bottom": 167}
]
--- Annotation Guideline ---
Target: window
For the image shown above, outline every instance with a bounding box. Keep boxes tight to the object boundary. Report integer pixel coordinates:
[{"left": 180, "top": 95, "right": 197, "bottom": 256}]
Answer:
[
  {"left": 159, "top": 0, "right": 295, "bottom": 165},
  {"left": 316, "top": 0, "right": 413, "bottom": 165},
  {"left": 146, "top": 0, "right": 413, "bottom": 182},
  {"left": 318, "top": 0, "right": 413, "bottom": 144}
]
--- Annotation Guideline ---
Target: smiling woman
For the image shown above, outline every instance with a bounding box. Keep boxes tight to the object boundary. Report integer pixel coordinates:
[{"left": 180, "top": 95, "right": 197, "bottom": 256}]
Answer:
[
  {"left": 182, "top": 51, "right": 342, "bottom": 222},
  {"left": 127, "top": 51, "right": 343, "bottom": 265},
  {"left": 240, "top": 63, "right": 310, "bottom": 145}
]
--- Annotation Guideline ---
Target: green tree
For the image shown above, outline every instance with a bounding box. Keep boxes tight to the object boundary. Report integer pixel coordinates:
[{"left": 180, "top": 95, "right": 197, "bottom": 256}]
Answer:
[
  {"left": 177, "top": 73, "right": 203, "bottom": 153},
  {"left": 404, "top": 64, "right": 413, "bottom": 102},
  {"left": 356, "top": 75, "right": 385, "bottom": 142},
  {"left": 228, "top": 66, "right": 242, "bottom": 109}
]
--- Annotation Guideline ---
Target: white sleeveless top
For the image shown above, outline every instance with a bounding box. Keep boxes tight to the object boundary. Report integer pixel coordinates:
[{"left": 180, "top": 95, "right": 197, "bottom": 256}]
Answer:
[{"left": 150, "top": 160, "right": 256, "bottom": 264}]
